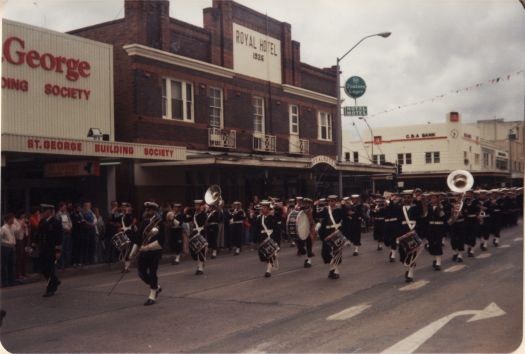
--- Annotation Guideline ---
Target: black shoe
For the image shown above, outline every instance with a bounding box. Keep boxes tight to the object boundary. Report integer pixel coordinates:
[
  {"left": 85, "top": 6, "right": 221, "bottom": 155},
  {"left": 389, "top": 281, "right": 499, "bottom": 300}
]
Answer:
[
  {"left": 264, "top": 272, "right": 271, "bottom": 278},
  {"left": 452, "top": 254, "right": 458, "bottom": 262},
  {"left": 480, "top": 244, "right": 487, "bottom": 251},
  {"left": 457, "top": 257, "right": 464, "bottom": 263},
  {"left": 328, "top": 270, "right": 335, "bottom": 278},
  {"left": 404, "top": 271, "right": 409, "bottom": 280},
  {"left": 144, "top": 299, "right": 156, "bottom": 306},
  {"left": 405, "top": 277, "right": 414, "bottom": 283},
  {"left": 434, "top": 265, "right": 441, "bottom": 271},
  {"left": 195, "top": 270, "right": 203, "bottom": 275},
  {"left": 353, "top": 251, "right": 359, "bottom": 256},
  {"left": 53, "top": 280, "right": 61, "bottom": 292},
  {"left": 493, "top": 239, "right": 499, "bottom": 247},
  {"left": 42, "top": 291, "right": 54, "bottom": 298},
  {"left": 332, "top": 273, "right": 340, "bottom": 279},
  {"left": 211, "top": 255, "right": 216, "bottom": 259},
  {"left": 304, "top": 260, "right": 312, "bottom": 268},
  {"left": 377, "top": 245, "right": 383, "bottom": 251},
  {"left": 468, "top": 252, "right": 474, "bottom": 258}
]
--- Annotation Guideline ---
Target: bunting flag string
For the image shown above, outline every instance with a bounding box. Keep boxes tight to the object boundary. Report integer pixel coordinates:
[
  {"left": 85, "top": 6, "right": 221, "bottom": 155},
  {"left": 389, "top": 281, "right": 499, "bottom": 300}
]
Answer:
[{"left": 368, "top": 69, "right": 524, "bottom": 118}]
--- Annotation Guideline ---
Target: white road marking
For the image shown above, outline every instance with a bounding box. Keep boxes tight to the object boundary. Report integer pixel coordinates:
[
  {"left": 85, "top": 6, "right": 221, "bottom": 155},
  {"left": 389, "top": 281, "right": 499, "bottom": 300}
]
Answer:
[
  {"left": 475, "top": 253, "right": 492, "bottom": 259},
  {"left": 444, "top": 265, "right": 466, "bottom": 273},
  {"left": 499, "top": 244, "right": 511, "bottom": 248},
  {"left": 513, "top": 237, "right": 522, "bottom": 242},
  {"left": 381, "top": 303, "right": 505, "bottom": 353},
  {"left": 491, "top": 264, "right": 514, "bottom": 274},
  {"left": 326, "top": 303, "right": 372, "bottom": 321},
  {"left": 399, "top": 280, "right": 429, "bottom": 291}
]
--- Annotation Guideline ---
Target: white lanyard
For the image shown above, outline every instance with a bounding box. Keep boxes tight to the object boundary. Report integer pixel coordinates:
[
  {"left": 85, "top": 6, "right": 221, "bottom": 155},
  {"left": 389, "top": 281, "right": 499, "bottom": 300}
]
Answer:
[
  {"left": 402, "top": 205, "right": 416, "bottom": 230},
  {"left": 261, "top": 215, "right": 273, "bottom": 237},
  {"left": 194, "top": 213, "right": 205, "bottom": 235},
  {"left": 328, "top": 206, "right": 341, "bottom": 229}
]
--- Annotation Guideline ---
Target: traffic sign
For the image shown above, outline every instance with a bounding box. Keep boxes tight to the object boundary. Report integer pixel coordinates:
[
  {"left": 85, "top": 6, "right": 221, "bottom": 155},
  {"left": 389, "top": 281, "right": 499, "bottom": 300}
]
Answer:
[
  {"left": 344, "top": 106, "right": 368, "bottom": 116},
  {"left": 344, "top": 76, "right": 366, "bottom": 98}
]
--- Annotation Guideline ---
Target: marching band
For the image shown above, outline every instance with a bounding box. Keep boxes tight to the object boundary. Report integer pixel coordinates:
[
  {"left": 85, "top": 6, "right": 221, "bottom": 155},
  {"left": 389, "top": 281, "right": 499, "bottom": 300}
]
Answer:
[{"left": 35, "top": 177, "right": 523, "bottom": 305}]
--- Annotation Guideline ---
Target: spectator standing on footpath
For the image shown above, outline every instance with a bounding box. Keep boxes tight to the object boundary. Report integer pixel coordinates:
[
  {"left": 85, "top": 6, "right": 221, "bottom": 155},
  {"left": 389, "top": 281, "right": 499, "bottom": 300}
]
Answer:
[
  {"left": 15, "top": 213, "right": 29, "bottom": 280},
  {"left": 70, "top": 204, "right": 83, "bottom": 267},
  {"left": 1, "top": 214, "right": 17, "bottom": 287},
  {"left": 56, "top": 202, "right": 72, "bottom": 269},
  {"left": 29, "top": 207, "right": 41, "bottom": 273},
  {"left": 94, "top": 207, "right": 105, "bottom": 264},
  {"left": 80, "top": 201, "right": 97, "bottom": 265}
]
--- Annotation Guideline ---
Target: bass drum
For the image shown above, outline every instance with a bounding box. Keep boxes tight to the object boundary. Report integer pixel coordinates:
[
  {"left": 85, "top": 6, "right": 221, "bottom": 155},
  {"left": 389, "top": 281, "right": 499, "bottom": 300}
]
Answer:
[{"left": 286, "top": 210, "right": 311, "bottom": 241}]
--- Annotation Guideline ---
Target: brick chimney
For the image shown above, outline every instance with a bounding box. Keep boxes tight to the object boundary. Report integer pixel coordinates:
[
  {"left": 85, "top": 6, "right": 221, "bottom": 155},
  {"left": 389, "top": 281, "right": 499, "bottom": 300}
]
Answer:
[{"left": 124, "top": 0, "right": 170, "bottom": 50}]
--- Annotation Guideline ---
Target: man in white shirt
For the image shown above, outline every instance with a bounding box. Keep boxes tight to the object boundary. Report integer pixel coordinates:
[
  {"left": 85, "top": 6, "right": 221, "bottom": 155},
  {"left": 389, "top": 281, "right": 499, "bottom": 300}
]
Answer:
[{"left": 1, "top": 214, "right": 17, "bottom": 287}]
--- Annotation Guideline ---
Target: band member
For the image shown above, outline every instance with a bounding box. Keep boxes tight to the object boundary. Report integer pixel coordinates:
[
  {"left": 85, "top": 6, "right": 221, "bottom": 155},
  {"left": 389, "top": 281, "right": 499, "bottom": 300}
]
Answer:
[
  {"left": 384, "top": 193, "right": 402, "bottom": 262},
  {"left": 206, "top": 204, "right": 222, "bottom": 259},
  {"left": 133, "top": 202, "right": 164, "bottom": 306},
  {"left": 167, "top": 203, "right": 185, "bottom": 265},
  {"left": 346, "top": 194, "right": 364, "bottom": 256},
  {"left": 316, "top": 195, "right": 346, "bottom": 279},
  {"left": 122, "top": 203, "right": 139, "bottom": 273},
  {"left": 272, "top": 198, "right": 284, "bottom": 247},
  {"left": 37, "top": 204, "right": 62, "bottom": 297},
  {"left": 463, "top": 190, "right": 480, "bottom": 257},
  {"left": 478, "top": 190, "right": 491, "bottom": 251},
  {"left": 370, "top": 196, "right": 386, "bottom": 250},
  {"left": 426, "top": 193, "right": 448, "bottom": 270},
  {"left": 398, "top": 191, "right": 422, "bottom": 282},
  {"left": 489, "top": 191, "right": 503, "bottom": 246},
  {"left": 254, "top": 201, "right": 279, "bottom": 277},
  {"left": 229, "top": 201, "right": 246, "bottom": 255},
  {"left": 185, "top": 200, "right": 208, "bottom": 275},
  {"left": 296, "top": 198, "right": 316, "bottom": 268},
  {"left": 448, "top": 194, "right": 466, "bottom": 262}
]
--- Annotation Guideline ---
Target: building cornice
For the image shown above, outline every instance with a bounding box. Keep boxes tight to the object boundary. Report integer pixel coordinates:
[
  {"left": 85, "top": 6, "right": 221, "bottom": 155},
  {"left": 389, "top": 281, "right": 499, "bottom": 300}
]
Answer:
[
  {"left": 123, "top": 44, "right": 235, "bottom": 79},
  {"left": 282, "top": 84, "right": 337, "bottom": 105}
]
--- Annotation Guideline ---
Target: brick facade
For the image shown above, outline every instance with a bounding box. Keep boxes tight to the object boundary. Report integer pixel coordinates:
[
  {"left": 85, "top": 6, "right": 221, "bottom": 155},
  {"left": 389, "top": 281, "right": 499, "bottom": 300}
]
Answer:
[{"left": 70, "top": 0, "right": 337, "bottom": 158}]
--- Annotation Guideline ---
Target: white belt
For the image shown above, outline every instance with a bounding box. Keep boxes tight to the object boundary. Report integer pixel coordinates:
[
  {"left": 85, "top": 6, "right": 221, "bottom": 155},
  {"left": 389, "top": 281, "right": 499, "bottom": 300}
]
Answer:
[
  {"left": 429, "top": 221, "right": 444, "bottom": 225},
  {"left": 402, "top": 221, "right": 415, "bottom": 225},
  {"left": 232, "top": 221, "right": 244, "bottom": 224},
  {"left": 385, "top": 218, "right": 397, "bottom": 222},
  {"left": 208, "top": 222, "right": 219, "bottom": 226},
  {"left": 326, "top": 223, "right": 341, "bottom": 229},
  {"left": 375, "top": 217, "right": 385, "bottom": 220},
  {"left": 494, "top": 209, "right": 501, "bottom": 212},
  {"left": 261, "top": 230, "right": 273, "bottom": 235}
]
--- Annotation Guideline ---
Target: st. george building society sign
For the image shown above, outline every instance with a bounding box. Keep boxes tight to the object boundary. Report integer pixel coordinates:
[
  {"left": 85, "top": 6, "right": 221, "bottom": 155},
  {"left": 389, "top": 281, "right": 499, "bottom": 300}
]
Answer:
[{"left": 233, "top": 23, "right": 281, "bottom": 84}]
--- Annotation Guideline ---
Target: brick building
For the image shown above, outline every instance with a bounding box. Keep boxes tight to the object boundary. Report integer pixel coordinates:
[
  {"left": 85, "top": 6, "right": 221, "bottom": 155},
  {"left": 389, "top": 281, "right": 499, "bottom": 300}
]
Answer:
[{"left": 70, "top": 0, "right": 390, "bottom": 204}]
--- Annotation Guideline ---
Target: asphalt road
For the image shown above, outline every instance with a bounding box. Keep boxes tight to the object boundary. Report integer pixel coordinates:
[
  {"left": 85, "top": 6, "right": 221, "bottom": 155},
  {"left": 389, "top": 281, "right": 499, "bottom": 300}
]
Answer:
[{"left": 1, "top": 221, "right": 522, "bottom": 353}]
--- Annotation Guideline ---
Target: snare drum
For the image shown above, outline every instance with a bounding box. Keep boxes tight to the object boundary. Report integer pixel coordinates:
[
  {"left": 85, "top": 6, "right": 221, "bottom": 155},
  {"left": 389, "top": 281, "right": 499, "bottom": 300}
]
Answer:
[
  {"left": 259, "top": 237, "right": 280, "bottom": 260},
  {"left": 398, "top": 231, "right": 423, "bottom": 255},
  {"left": 286, "top": 210, "right": 311, "bottom": 241},
  {"left": 325, "top": 231, "right": 346, "bottom": 251},
  {"left": 111, "top": 231, "right": 131, "bottom": 251},
  {"left": 189, "top": 234, "right": 208, "bottom": 254}
]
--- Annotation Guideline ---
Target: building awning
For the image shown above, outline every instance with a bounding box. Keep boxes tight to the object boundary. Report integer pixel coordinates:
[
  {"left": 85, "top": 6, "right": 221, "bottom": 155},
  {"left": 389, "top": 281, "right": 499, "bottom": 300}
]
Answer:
[
  {"left": 372, "top": 170, "right": 510, "bottom": 180},
  {"left": 1, "top": 133, "right": 186, "bottom": 161},
  {"left": 139, "top": 153, "right": 393, "bottom": 174}
]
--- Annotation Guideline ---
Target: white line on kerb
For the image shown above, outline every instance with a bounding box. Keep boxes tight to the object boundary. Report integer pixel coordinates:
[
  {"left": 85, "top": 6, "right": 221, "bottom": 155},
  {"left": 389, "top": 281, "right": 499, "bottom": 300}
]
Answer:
[
  {"left": 399, "top": 280, "right": 429, "bottom": 291},
  {"left": 444, "top": 265, "right": 466, "bottom": 273},
  {"left": 327, "top": 303, "right": 372, "bottom": 321}
]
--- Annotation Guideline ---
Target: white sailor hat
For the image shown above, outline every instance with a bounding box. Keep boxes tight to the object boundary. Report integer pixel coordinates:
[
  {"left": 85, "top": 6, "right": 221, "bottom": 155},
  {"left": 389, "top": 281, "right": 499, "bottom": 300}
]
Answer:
[
  {"left": 144, "top": 201, "right": 159, "bottom": 209},
  {"left": 303, "top": 198, "right": 313, "bottom": 204},
  {"left": 342, "top": 197, "right": 350, "bottom": 201},
  {"left": 194, "top": 199, "right": 204, "bottom": 205},
  {"left": 327, "top": 195, "right": 338, "bottom": 200},
  {"left": 260, "top": 200, "right": 271, "bottom": 207},
  {"left": 121, "top": 202, "right": 131, "bottom": 207},
  {"left": 40, "top": 203, "right": 55, "bottom": 211},
  {"left": 401, "top": 189, "right": 414, "bottom": 195},
  {"left": 295, "top": 196, "right": 304, "bottom": 200},
  {"left": 233, "top": 201, "right": 241, "bottom": 205},
  {"left": 351, "top": 194, "right": 360, "bottom": 199},
  {"left": 319, "top": 198, "right": 326, "bottom": 203},
  {"left": 172, "top": 203, "right": 182, "bottom": 207}
]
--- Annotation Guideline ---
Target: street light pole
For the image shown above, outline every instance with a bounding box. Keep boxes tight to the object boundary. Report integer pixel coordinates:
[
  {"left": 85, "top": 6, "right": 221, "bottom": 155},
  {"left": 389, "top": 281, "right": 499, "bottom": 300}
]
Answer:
[{"left": 336, "top": 32, "right": 391, "bottom": 196}]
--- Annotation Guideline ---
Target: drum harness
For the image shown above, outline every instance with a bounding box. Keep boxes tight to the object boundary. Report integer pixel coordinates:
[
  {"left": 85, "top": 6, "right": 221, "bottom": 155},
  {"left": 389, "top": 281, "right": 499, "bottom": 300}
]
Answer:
[
  {"left": 400, "top": 205, "right": 423, "bottom": 268},
  {"left": 260, "top": 215, "right": 279, "bottom": 268},
  {"left": 190, "top": 212, "right": 208, "bottom": 258},
  {"left": 327, "top": 207, "right": 344, "bottom": 266}
]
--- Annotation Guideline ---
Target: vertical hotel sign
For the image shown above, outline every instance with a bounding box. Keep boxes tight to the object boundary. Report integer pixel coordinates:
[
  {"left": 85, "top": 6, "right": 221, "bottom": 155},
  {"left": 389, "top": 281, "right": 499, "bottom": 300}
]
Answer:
[{"left": 233, "top": 23, "right": 281, "bottom": 84}]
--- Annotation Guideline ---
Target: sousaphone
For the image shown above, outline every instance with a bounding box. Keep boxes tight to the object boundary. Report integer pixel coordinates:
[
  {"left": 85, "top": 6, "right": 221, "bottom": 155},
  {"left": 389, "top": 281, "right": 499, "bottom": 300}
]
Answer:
[{"left": 205, "top": 185, "right": 223, "bottom": 206}]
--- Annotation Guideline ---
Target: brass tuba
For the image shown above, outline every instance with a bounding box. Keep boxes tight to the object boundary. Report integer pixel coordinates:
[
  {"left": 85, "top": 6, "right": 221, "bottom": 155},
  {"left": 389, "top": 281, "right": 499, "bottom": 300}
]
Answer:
[
  {"left": 447, "top": 170, "right": 474, "bottom": 221},
  {"left": 204, "top": 185, "right": 223, "bottom": 207}
]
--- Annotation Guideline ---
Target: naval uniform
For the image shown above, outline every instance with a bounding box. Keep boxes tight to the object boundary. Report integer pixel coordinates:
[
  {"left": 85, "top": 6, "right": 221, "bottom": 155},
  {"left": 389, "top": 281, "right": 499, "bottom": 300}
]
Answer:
[
  {"left": 38, "top": 216, "right": 63, "bottom": 296},
  {"left": 370, "top": 205, "right": 386, "bottom": 246},
  {"left": 135, "top": 214, "right": 165, "bottom": 292},
  {"left": 229, "top": 208, "right": 246, "bottom": 252},
  {"left": 254, "top": 213, "right": 279, "bottom": 263},
  {"left": 316, "top": 205, "right": 346, "bottom": 265},
  {"left": 426, "top": 204, "right": 448, "bottom": 257}
]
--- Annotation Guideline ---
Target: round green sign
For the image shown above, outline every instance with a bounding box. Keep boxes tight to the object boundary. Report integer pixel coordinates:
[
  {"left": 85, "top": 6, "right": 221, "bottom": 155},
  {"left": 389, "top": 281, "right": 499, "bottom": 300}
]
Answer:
[{"left": 344, "top": 76, "right": 367, "bottom": 98}]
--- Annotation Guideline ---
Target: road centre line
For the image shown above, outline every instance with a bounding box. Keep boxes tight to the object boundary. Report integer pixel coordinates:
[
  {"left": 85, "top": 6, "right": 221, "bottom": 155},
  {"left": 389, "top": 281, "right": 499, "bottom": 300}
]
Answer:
[{"left": 475, "top": 253, "right": 492, "bottom": 259}]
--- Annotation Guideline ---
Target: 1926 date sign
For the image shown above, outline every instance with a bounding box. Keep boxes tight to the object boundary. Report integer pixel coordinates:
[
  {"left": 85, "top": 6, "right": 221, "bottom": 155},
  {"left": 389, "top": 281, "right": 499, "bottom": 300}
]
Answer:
[{"left": 344, "top": 76, "right": 366, "bottom": 99}]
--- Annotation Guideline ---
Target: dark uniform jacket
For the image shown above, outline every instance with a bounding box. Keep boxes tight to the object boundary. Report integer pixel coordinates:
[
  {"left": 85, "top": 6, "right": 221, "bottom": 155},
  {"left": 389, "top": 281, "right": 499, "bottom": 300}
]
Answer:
[{"left": 38, "top": 216, "right": 63, "bottom": 258}]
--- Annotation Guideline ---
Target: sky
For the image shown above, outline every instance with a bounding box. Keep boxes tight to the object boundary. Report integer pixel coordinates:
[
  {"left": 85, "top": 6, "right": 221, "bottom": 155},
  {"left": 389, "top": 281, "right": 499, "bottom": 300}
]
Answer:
[{"left": 2, "top": 0, "right": 524, "bottom": 140}]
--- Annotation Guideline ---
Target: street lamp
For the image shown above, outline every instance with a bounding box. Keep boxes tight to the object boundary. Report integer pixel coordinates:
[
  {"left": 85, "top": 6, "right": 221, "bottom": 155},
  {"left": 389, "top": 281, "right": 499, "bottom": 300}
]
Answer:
[
  {"left": 336, "top": 32, "right": 391, "bottom": 196},
  {"left": 359, "top": 117, "right": 374, "bottom": 163}
]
